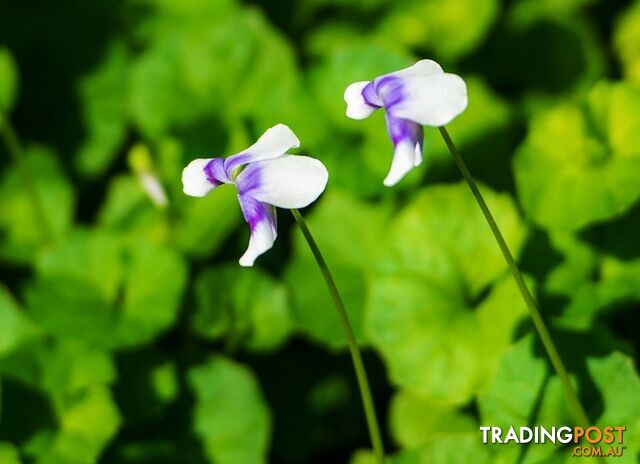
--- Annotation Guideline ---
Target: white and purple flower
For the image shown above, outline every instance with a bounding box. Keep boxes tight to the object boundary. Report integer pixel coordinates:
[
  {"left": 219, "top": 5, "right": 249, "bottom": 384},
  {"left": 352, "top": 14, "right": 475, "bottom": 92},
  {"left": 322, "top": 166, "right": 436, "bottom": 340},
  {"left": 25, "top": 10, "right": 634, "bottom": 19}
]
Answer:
[
  {"left": 344, "top": 59, "right": 468, "bottom": 186},
  {"left": 182, "top": 124, "right": 328, "bottom": 266}
]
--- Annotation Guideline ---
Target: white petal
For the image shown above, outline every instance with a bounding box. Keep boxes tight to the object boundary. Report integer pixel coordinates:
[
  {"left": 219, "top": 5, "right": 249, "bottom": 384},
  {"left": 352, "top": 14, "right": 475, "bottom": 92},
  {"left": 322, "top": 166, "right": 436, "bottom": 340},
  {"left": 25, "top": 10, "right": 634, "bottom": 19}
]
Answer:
[
  {"left": 182, "top": 158, "right": 216, "bottom": 197},
  {"left": 239, "top": 219, "right": 277, "bottom": 267},
  {"left": 413, "top": 141, "right": 423, "bottom": 166},
  {"left": 238, "top": 156, "right": 329, "bottom": 209},
  {"left": 383, "top": 140, "right": 421, "bottom": 187},
  {"left": 389, "top": 73, "right": 468, "bottom": 127},
  {"left": 344, "top": 81, "right": 377, "bottom": 120},
  {"left": 225, "top": 124, "right": 300, "bottom": 171},
  {"left": 389, "top": 59, "right": 444, "bottom": 79}
]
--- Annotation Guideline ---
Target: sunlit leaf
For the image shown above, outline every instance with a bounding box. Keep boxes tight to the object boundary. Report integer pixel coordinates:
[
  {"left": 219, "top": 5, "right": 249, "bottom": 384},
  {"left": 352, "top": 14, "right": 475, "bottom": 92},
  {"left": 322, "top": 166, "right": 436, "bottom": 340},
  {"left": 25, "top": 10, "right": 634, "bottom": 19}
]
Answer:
[
  {"left": 0, "top": 442, "right": 21, "bottom": 464},
  {"left": 514, "top": 81, "right": 640, "bottom": 231},
  {"left": 366, "top": 183, "right": 527, "bottom": 403},
  {"left": 24, "top": 386, "right": 121, "bottom": 464},
  {"left": 390, "top": 389, "right": 476, "bottom": 449},
  {"left": 615, "top": 0, "right": 640, "bottom": 85}
]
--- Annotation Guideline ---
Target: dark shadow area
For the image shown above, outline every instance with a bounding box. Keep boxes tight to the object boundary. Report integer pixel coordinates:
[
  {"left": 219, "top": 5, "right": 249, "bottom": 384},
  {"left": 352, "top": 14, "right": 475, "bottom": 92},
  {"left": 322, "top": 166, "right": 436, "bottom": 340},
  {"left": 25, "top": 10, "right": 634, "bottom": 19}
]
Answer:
[
  {"left": 101, "top": 343, "right": 210, "bottom": 464},
  {"left": 0, "top": 378, "right": 56, "bottom": 444},
  {"left": 518, "top": 228, "right": 564, "bottom": 284},
  {"left": 0, "top": 0, "right": 125, "bottom": 158},
  {"left": 531, "top": 328, "right": 631, "bottom": 424},
  {"left": 242, "top": 338, "right": 393, "bottom": 464},
  {"left": 461, "top": 19, "right": 591, "bottom": 97},
  {"left": 579, "top": 201, "right": 640, "bottom": 260},
  {"left": 605, "top": 303, "right": 640, "bottom": 371}
]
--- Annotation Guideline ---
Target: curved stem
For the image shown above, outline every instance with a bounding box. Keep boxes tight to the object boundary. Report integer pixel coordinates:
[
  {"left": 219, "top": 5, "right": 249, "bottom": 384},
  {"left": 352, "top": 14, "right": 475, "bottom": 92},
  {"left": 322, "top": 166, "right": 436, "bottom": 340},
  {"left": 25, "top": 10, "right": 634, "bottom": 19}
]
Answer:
[
  {"left": 291, "top": 209, "right": 385, "bottom": 464},
  {"left": 1, "top": 113, "right": 52, "bottom": 241},
  {"left": 438, "top": 126, "right": 590, "bottom": 426}
]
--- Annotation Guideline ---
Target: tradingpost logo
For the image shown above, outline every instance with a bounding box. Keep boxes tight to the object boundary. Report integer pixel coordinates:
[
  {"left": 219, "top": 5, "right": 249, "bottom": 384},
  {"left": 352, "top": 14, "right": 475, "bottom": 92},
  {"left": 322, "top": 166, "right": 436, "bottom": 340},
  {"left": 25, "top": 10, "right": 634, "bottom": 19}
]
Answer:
[{"left": 480, "top": 426, "right": 627, "bottom": 458}]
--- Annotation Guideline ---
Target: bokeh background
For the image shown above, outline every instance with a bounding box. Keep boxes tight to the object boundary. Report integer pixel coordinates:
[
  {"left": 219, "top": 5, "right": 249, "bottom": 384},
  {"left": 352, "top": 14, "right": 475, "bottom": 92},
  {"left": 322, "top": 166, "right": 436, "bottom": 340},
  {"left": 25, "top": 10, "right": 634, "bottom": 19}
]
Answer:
[{"left": 1, "top": 0, "right": 640, "bottom": 462}]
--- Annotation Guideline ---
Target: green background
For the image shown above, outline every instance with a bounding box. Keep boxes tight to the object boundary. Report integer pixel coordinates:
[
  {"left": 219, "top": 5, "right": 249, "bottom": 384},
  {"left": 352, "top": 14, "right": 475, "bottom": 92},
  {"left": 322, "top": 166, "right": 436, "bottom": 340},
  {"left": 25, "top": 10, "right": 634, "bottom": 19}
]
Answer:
[{"left": 1, "top": 0, "right": 640, "bottom": 462}]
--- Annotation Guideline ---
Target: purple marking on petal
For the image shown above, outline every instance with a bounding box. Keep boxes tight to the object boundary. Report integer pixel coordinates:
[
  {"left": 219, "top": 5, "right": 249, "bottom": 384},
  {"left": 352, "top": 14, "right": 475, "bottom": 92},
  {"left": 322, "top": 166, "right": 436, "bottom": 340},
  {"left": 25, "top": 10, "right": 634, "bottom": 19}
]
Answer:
[
  {"left": 362, "top": 82, "right": 383, "bottom": 108},
  {"left": 224, "top": 152, "right": 253, "bottom": 178},
  {"left": 374, "top": 75, "right": 405, "bottom": 110},
  {"left": 384, "top": 113, "right": 423, "bottom": 151},
  {"left": 235, "top": 162, "right": 262, "bottom": 197},
  {"left": 238, "top": 194, "right": 277, "bottom": 235},
  {"left": 204, "top": 158, "right": 228, "bottom": 185}
]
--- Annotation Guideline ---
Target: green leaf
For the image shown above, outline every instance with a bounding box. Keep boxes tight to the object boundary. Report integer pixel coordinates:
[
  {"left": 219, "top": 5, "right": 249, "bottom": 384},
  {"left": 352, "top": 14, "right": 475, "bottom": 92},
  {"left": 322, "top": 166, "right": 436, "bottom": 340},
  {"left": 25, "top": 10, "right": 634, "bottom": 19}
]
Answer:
[
  {"left": 129, "top": 4, "right": 299, "bottom": 138},
  {"left": 390, "top": 389, "right": 476, "bottom": 449},
  {"left": 366, "top": 183, "right": 528, "bottom": 403},
  {"left": 25, "top": 386, "right": 121, "bottom": 464},
  {"left": 514, "top": 81, "right": 640, "bottom": 231},
  {"left": 0, "top": 47, "right": 19, "bottom": 115},
  {"left": 479, "top": 336, "right": 547, "bottom": 429},
  {"left": 285, "top": 189, "right": 390, "bottom": 348},
  {"left": 75, "top": 42, "right": 128, "bottom": 177},
  {"left": 0, "top": 442, "right": 21, "bottom": 464},
  {"left": 478, "top": 336, "right": 548, "bottom": 463},
  {"left": 0, "top": 286, "right": 37, "bottom": 358},
  {"left": 189, "top": 356, "right": 271, "bottom": 464},
  {"left": 0, "top": 339, "right": 116, "bottom": 396},
  {"left": 378, "top": 0, "right": 499, "bottom": 60},
  {"left": 0, "top": 146, "right": 75, "bottom": 263},
  {"left": 175, "top": 184, "right": 242, "bottom": 258},
  {"left": 546, "top": 233, "right": 640, "bottom": 329},
  {"left": 193, "top": 264, "right": 293, "bottom": 352},
  {"left": 26, "top": 229, "right": 187, "bottom": 349},
  {"left": 378, "top": 183, "right": 526, "bottom": 296},
  {"left": 588, "top": 352, "right": 640, "bottom": 460},
  {"left": 614, "top": 0, "right": 640, "bottom": 85}
]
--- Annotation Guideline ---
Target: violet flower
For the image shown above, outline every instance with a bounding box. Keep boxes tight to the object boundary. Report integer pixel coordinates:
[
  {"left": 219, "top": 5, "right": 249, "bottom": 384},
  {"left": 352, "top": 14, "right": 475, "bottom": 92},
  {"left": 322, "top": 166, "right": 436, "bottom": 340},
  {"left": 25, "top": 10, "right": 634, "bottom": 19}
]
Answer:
[
  {"left": 344, "top": 59, "right": 468, "bottom": 186},
  {"left": 182, "top": 124, "right": 328, "bottom": 266}
]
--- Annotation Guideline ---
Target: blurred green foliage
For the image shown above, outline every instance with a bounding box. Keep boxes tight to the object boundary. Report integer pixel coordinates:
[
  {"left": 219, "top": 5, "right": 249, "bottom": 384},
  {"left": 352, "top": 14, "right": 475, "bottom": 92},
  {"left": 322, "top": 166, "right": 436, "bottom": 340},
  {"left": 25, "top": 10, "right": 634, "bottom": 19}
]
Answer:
[{"left": 1, "top": 0, "right": 640, "bottom": 463}]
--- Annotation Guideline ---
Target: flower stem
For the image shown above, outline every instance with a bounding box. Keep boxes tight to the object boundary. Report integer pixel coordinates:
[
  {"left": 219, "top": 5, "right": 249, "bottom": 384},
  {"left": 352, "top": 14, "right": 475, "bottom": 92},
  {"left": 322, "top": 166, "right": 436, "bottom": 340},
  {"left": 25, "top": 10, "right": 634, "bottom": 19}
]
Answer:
[
  {"left": 0, "top": 112, "right": 52, "bottom": 241},
  {"left": 438, "top": 126, "right": 590, "bottom": 426},
  {"left": 291, "top": 208, "right": 385, "bottom": 464}
]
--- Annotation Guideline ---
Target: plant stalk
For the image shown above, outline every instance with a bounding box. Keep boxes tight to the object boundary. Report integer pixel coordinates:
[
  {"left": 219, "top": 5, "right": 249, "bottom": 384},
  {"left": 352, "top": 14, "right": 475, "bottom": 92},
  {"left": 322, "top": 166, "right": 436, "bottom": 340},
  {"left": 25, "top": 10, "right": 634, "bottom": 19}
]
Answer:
[
  {"left": 438, "top": 126, "right": 590, "bottom": 426},
  {"left": 291, "top": 208, "right": 385, "bottom": 464}
]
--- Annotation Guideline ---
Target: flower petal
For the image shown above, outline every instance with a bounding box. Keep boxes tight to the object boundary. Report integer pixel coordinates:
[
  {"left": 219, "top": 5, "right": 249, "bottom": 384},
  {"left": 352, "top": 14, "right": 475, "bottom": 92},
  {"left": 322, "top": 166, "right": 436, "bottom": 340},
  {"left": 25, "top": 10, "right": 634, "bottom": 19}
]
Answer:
[
  {"left": 387, "top": 59, "right": 444, "bottom": 79},
  {"left": 236, "top": 155, "right": 329, "bottom": 209},
  {"left": 238, "top": 195, "right": 277, "bottom": 267},
  {"left": 182, "top": 158, "right": 225, "bottom": 197},
  {"left": 224, "top": 124, "right": 301, "bottom": 175},
  {"left": 344, "top": 81, "right": 379, "bottom": 119},
  {"left": 388, "top": 72, "right": 468, "bottom": 127},
  {"left": 383, "top": 114, "right": 423, "bottom": 186},
  {"left": 384, "top": 140, "right": 423, "bottom": 187}
]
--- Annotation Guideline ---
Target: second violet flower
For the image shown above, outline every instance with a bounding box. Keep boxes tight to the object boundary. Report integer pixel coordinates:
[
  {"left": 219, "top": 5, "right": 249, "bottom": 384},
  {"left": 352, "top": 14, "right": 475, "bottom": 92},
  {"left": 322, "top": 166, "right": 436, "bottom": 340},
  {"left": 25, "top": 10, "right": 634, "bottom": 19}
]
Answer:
[{"left": 344, "top": 59, "right": 468, "bottom": 186}]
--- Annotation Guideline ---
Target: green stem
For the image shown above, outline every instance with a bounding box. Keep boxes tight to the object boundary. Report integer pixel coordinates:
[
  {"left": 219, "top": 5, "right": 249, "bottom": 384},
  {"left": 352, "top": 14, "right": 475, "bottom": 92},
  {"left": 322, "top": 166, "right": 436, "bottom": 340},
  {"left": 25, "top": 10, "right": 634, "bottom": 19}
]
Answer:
[
  {"left": 1, "top": 113, "right": 52, "bottom": 241},
  {"left": 438, "top": 126, "right": 589, "bottom": 426},
  {"left": 291, "top": 209, "right": 385, "bottom": 464}
]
